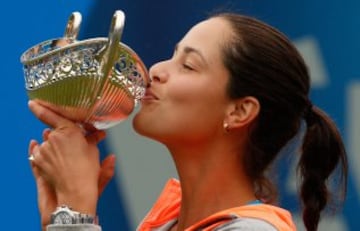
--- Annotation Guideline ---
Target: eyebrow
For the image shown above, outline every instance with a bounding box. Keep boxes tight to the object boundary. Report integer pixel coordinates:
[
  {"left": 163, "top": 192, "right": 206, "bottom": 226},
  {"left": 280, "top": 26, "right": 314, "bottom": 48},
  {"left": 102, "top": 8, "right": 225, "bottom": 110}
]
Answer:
[{"left": 174, "top": 43, "right": 208, "bottom": 67}]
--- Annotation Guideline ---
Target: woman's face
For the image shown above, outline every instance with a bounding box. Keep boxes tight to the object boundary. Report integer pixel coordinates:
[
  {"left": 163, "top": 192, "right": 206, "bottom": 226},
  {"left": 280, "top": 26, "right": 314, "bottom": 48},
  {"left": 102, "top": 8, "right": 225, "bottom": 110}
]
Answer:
[{"left": 133, "top": 17, "right": 233, "bottom": 145}]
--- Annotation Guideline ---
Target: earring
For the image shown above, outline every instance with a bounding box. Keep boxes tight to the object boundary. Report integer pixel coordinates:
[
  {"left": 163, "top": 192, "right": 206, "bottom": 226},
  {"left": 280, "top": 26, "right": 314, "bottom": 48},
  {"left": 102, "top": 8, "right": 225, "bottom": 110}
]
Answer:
[{"left": 223, "top": 123, "right": 230, "bottom": 132}]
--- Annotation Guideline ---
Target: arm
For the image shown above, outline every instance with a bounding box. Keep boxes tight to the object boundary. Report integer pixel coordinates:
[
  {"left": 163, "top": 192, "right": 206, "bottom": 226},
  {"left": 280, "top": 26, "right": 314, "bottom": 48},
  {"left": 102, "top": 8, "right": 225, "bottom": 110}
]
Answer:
[
  {"left": 47, "top": 224, "right": 102, "bottom": 231},
  {"left": 28, "top": 100, "right": 116, "bottom": 230}
]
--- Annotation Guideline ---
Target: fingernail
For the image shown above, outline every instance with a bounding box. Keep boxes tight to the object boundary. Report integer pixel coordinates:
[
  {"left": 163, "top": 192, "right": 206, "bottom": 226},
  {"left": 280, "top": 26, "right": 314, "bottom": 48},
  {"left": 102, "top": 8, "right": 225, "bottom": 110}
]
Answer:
[{"left": 28, "top": 100, "right": 33, "bottom": 108}]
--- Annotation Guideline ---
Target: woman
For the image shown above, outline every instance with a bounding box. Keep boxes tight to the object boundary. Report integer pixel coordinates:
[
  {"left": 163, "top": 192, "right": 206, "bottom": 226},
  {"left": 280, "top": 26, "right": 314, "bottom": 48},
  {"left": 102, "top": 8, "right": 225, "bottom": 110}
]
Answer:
[{"left": 28, "top": 12, "right": 348, "bottom": 231}]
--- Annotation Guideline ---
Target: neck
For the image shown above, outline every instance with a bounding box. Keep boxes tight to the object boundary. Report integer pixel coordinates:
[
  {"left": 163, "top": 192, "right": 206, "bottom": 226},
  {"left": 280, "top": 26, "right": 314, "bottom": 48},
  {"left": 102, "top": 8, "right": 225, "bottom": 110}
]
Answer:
[{"left": 167, "top": 139, "right": 256, "bottom": 230}]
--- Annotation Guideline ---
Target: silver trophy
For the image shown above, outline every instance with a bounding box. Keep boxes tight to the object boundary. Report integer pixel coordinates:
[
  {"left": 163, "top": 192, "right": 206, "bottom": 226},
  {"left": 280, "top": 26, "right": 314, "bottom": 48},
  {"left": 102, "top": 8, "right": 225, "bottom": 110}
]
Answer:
[{"left": 20, "top": 10, "right": 150, "bottom": 129}]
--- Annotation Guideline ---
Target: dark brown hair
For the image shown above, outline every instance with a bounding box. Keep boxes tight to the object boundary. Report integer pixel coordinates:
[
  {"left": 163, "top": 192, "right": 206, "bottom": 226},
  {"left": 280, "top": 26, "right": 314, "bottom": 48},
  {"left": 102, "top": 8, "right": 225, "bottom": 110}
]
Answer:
[{"left": 213, "top": 13, "right": 348, "bottom": 231}]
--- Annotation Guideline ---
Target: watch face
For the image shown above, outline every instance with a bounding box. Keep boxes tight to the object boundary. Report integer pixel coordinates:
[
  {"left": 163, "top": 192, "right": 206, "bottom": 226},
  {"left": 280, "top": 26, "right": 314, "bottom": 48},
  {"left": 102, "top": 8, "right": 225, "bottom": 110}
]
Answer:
[{"left": 53, "top": 211, "right": 73, "bottom": 224}]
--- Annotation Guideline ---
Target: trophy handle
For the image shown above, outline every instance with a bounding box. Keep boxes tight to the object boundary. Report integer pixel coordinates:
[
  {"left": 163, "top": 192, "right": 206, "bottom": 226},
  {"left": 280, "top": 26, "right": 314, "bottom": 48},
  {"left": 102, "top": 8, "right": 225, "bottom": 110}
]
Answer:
[
  {"left": 64, "top": 11, "right": 82, "bottom": 41},
  {"left": 84, "top": 10, "right": 126, "bottom": 124},
  {"left": 100, "top": 10, "right": 125, "bottom": 78},
  {"left": 96, "top": 10, "right": 125, "bottom": 98}
]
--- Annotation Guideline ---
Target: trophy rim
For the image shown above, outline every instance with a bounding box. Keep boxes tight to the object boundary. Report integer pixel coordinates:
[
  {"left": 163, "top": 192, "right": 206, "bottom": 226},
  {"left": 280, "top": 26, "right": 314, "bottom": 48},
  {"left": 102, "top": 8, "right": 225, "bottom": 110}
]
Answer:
[
  {"left": 21, "top": 37, "right": 151, "bottom": 87},
  {"left": 20, "top": 37, "right": 106, "bottom": 63}
]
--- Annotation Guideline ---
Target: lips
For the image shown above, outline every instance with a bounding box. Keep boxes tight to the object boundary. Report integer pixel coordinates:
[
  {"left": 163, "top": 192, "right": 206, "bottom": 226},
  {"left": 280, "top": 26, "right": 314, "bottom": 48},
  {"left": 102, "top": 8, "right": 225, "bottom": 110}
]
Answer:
[{"left": 142, "top": 89, "right": 159, "bottom": 101}]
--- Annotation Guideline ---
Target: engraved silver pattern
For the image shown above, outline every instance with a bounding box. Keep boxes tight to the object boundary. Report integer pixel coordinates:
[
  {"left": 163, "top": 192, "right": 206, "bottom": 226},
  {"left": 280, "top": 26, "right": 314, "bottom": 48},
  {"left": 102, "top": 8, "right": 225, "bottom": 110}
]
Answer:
[{"left": 20, "top": 11, "right": 150, "bottom": 129}]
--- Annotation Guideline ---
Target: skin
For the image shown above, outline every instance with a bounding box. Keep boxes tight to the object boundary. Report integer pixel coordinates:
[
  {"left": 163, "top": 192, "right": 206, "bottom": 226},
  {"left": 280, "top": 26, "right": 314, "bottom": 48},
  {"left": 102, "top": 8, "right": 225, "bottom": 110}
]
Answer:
[
  {"left": 29, "top": 17, "right": 260, "bottom": 231},
  {"left": 28, "top": 112, "right": 116, "bottom": 230}
]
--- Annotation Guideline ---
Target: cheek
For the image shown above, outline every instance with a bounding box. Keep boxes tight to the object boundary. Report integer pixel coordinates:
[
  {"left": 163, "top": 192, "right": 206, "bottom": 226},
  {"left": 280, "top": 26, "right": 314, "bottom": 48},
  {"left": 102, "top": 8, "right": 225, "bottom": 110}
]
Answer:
[
  {"left": 169, "top": 77, "right": 222, "bottom": 106},
  {"left": 164, "top": 81, "right": 227, "bottom": 132},
  {"left": 133, "top": 78, "right": 228, "bottom": 141}
]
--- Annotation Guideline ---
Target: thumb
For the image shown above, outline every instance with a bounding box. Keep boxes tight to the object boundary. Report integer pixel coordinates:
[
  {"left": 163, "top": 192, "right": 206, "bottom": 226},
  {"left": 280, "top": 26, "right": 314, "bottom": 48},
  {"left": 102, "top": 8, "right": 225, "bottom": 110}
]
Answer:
[{"left": 98, "top": 154, "right": 116, "bottom": 196}]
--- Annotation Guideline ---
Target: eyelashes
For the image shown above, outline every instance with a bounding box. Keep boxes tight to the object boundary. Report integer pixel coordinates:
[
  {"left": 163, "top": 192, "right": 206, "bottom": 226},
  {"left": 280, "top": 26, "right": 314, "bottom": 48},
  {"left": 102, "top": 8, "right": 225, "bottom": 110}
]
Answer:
[{"left": 182, "top": 63, "right": 194, "bottom": 71}]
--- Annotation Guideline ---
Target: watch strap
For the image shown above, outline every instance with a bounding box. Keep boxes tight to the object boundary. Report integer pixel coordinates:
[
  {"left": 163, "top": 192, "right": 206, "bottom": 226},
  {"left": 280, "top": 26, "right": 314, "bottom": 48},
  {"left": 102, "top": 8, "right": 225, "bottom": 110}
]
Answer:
[{"left": 50, "top": 205, "right": 98, "bottom": 225}]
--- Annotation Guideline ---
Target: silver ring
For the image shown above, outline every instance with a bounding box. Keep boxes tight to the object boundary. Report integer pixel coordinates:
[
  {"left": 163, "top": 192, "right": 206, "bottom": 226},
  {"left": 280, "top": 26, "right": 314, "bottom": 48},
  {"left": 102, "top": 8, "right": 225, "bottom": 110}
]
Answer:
[{"left": 28, "top": 154, "right": 35, "bottom": 161}]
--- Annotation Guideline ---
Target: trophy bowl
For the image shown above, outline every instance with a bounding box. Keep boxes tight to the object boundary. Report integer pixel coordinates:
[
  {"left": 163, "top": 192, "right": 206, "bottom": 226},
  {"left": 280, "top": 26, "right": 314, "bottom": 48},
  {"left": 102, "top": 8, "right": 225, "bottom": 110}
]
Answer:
[{"left": 20, "top": 10, "right": 150, "bottom": 129}]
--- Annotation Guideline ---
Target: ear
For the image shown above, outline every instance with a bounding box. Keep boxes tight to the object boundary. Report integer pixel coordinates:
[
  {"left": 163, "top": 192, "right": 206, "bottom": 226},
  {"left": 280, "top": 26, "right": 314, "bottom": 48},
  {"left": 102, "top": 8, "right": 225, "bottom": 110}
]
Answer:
[{"left": 224, "top": 96, "right": 260, "bottom": 130}]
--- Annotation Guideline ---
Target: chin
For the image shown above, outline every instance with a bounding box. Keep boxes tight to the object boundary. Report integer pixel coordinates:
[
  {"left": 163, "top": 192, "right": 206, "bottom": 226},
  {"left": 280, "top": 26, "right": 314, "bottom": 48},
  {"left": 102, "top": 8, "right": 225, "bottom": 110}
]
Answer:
[
  {"left": 132, "top": 113, "right": 170, "bottom": 144},
  {"left": 132, "top": 112, "right": 153, "bottom": 137},
  {"left": 132, "top": 113, "right": 144, "bottom": 133}
]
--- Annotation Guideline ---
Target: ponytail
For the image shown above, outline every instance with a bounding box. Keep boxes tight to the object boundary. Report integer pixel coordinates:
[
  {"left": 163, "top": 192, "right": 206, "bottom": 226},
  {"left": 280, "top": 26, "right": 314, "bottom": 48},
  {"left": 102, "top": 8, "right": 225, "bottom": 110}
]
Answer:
[
  {"left": 299, "top": 105, "right": 348, "bottom": 231},
  {"left": 211, "top": 12, "right": 348, "bottom": 230}
]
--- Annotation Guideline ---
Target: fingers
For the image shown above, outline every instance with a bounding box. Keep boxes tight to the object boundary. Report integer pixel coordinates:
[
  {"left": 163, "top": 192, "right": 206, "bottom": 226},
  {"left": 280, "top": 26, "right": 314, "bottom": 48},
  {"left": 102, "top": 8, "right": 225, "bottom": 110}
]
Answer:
[
  {"left": 42, "top": 128, "right": 52, "bottom": 141},
  {"left": 29, "top": 139, "right": 57, "bottom": 179},
  {"left": 86, "top": 130, "right": 107, "bottom": 145},
  {"left": 28, "top": 100, "right": 75, "bottom": 129},
  {"left": 29, "top": 100, "right": 104, "bottom": 146},
  {"left": 82, "top": 123, "right": 98, "bottom": 133},
  {"left": 28, "top": 140, "right": 43, "bottom": 164},
  {"left": 28, "top": 140, "right": 40, "bottom": 176},
  {"left": 98, "top": 154, "right": 116, "bottom": 196},
  {"left": 28, "top": 139, "right": 38, "bottom": 160},
  {"left": 28, "top": 140, "right": 47, "bottom": 181}
]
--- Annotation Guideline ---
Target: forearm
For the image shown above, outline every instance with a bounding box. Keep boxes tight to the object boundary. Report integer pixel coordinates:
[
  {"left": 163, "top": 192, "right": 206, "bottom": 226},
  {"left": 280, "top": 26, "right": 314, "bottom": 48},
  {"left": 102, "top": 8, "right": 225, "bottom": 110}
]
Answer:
[{"left": 47, "top": 224, "right": 102, "bottom": 231}]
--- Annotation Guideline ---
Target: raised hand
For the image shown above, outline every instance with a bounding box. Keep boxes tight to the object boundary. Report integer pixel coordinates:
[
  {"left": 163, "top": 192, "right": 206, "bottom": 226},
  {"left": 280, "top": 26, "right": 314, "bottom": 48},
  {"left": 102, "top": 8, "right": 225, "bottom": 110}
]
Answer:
[{"left": 28, "top": 100, "right": 116, "bottom": 229}]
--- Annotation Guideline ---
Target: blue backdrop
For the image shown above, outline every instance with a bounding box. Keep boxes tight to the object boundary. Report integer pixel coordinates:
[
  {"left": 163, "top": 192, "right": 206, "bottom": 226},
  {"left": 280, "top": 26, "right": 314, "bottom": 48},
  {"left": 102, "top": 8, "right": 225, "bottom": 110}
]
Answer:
[{"left": 3, "top": 1, "right": 359, "bottom": 230}]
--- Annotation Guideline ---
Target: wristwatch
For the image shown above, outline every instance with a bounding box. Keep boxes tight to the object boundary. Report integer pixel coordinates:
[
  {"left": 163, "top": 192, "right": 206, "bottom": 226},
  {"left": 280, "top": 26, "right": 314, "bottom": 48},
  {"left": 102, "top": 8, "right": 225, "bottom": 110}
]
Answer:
[{"left": 50, "top": 205, "right": 98, "bottom": 225}]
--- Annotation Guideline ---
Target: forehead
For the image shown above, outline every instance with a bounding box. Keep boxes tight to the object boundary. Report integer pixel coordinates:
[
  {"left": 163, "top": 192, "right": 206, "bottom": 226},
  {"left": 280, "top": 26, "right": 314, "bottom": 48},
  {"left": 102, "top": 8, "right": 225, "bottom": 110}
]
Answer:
[{"left": 178, "top": 17, "right": 232, "bottom": 64}]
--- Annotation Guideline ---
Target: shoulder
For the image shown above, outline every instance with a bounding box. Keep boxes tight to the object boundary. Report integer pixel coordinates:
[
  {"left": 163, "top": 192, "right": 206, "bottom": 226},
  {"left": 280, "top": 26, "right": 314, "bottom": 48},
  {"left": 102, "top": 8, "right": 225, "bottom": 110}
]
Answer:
[{"left": 214, "top": 217, "right": 278, "bottom": 231}]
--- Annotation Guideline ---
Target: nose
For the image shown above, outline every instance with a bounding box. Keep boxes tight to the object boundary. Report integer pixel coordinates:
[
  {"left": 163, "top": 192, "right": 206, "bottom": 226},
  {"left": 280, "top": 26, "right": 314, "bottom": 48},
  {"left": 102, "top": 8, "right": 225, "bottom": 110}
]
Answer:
[{"left": 149, "top": 60, "right": 169, "bottom": 83}]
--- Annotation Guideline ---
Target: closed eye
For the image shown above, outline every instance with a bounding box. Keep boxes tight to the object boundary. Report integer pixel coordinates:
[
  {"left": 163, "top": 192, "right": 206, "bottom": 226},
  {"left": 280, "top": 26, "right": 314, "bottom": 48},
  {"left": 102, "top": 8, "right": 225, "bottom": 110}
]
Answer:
[{"left": 182, "top": 63, "right": 194, "bottom": 71}]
